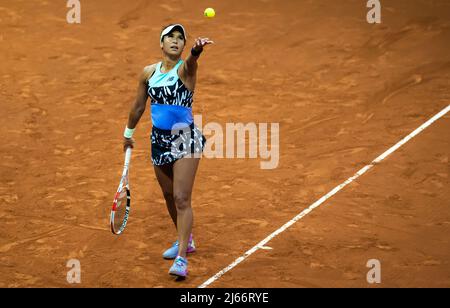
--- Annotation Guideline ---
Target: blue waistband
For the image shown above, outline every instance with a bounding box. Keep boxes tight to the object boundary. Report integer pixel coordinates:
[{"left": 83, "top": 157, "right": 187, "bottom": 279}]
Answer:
[
  {"left": 152, "top": 122, "right": 195, "bottom": 135},
  {"left": 151, "top": 103, "right": 193, "bottom": 130}
]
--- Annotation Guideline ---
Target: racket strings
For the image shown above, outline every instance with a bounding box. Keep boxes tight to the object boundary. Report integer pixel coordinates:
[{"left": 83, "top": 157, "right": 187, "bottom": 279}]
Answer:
[{"left": 113, "top": 184, "right": 129, "bottom": 232}]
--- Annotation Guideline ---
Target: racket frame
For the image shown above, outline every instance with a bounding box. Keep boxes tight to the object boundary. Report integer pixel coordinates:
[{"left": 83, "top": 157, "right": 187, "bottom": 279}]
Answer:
[{"left": 110, "top": 147, "right": 132, "bottom": 235}]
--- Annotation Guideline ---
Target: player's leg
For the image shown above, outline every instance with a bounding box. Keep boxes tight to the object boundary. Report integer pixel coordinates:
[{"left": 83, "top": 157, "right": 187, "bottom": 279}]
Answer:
[
  {"left": 154, "top": 164, "right": 177, "bottom": 228},
  {"left": 173, "top": 157, "right": 200, "bottom": 258}
]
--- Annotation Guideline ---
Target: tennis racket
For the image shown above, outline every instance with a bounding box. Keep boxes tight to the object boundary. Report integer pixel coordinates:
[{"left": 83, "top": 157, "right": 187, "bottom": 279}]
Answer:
[{"left": 110, "top": 147, "right": 132, "bottom": 235}]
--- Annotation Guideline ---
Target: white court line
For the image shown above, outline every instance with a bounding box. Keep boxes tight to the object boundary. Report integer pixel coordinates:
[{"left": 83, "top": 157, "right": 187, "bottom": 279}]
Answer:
[{"left": 198, "top": 104, "right": 450, "bottom": 288}]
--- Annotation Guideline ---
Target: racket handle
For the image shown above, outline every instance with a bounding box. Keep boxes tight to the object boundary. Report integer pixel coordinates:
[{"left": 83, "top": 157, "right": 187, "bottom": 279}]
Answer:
[{"left": 124, "top": 147, "right": 132, "bottom": 167}]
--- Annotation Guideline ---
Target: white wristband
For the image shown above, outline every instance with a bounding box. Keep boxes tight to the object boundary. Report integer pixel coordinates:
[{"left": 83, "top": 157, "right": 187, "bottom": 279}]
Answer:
[{"left": 124, "top": 126, "right": 136, "bottom": 139}]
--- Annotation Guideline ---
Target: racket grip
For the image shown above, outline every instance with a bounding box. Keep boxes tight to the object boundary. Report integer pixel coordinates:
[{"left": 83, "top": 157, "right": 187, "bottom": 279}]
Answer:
[{"left": 124, "top": 147, "right": 132, "bottom": 167}]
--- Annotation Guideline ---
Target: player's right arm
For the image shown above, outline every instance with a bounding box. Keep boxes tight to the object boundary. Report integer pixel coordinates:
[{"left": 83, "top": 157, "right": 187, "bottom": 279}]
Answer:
[{"left": 123, "top": 64, "right": 156, "bottom": 151}]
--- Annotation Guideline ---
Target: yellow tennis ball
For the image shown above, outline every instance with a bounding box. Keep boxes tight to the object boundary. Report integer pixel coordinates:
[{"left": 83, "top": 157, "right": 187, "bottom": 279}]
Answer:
[{"left": 204, "top": 8, "right": 215, "bottom": 18}]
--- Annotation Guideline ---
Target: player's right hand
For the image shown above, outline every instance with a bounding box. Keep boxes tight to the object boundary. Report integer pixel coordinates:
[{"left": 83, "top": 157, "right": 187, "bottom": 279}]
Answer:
[{"left": 123, "top": 137, "right": 135, "bottom": 152}]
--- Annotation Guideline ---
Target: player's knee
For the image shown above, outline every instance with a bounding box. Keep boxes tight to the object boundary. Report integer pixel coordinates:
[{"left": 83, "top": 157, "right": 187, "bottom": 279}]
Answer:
[{"left": 174, "top": 192, "right": 190, "bottom": 211}]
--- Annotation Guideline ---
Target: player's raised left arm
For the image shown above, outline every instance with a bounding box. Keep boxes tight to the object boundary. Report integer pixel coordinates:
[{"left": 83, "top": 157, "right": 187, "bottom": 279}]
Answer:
[{"left": 182, "top": 37, "right": 214, "bottom": 78}]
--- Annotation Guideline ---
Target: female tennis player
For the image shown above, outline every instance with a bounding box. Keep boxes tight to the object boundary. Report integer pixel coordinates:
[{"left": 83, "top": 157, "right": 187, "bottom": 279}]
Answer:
[{"left": 122, "top": 24, "right": 213, "bottom": 278}]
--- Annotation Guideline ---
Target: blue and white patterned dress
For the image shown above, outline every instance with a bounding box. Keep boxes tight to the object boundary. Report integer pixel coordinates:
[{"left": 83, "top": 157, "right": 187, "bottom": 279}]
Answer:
[{"left": 147, "top": 60, "right": 206, "bottom": 165}]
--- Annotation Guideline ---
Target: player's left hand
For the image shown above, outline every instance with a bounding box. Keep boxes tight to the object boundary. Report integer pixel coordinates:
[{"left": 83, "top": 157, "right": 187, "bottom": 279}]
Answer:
[{"left": 193, "top": 37, "right": 214, "bottom": 52}]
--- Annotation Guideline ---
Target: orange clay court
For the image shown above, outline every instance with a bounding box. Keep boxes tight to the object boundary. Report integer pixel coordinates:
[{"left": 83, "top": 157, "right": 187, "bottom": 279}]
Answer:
[{"left": 0, "top": 0, "right": 449, "bottom": 288}]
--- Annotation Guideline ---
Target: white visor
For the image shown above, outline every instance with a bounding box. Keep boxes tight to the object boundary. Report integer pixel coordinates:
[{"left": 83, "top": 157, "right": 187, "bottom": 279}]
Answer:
[{"left": 160, "top": 24, "right": 187, "bottom": 42}]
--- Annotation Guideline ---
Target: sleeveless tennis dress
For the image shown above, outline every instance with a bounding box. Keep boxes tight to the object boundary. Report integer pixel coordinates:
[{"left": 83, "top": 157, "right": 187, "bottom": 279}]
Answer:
[{"left": 148, "top": 59, "right": 206, "bottom": 166}]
